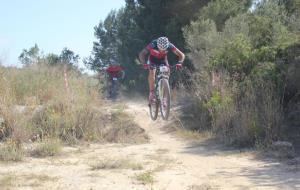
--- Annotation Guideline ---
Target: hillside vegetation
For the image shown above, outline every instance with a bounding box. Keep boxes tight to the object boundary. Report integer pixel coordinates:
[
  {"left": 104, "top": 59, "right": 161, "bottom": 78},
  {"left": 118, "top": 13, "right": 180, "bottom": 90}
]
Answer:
[
  {"left": 84, "top": 0, "right": 300, "bottom": 147},
  {"left": 0, "top": 64, "right": 148, "bottom": 161},
  {"left": 1, "top": 0, "right": 299, "bottom": 159}
]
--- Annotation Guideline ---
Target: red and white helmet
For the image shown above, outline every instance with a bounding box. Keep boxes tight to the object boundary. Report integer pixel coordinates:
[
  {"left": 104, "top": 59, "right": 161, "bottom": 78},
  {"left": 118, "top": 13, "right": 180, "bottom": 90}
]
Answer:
[{"left": 157, "top": 37, "right": 169, "bottom": 50}]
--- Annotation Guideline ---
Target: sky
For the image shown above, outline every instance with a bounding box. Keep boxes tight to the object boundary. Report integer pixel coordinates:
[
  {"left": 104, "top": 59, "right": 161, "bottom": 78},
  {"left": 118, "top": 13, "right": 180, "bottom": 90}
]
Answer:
[{"left": 0, "top": 0, "right": 125, "bottom": 70}]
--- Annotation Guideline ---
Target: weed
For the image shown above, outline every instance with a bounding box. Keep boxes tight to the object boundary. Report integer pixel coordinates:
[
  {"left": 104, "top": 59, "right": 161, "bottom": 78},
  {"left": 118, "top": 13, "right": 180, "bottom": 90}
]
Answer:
[
  {"left": 135, "top": 171, "right": 154, "bottom": 185},
  {"left": 0, "top": 173, "right": 58, "bottom": 188},
  {"left": 30, "top": 138, "right": 62, "bottom": 157},
  {"left": 90, "top": 158, "right": 143, "bottom": 170},
  {"left": 0, "top": 139, "right": 24, "bottom": 161}
]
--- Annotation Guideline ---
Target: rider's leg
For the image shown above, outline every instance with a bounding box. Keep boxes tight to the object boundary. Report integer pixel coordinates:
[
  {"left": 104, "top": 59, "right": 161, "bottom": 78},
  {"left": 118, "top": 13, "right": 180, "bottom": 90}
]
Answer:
[
  {"left": 108, "top": 79, "right": 112, "bottom": 99},
  {"left": 148, "top": 69, "right": 156, "bottom": 101},
  {"left": 149, "top": 69, "right": 155, "bottom": 91},
  {"left": 111, "top": 80, "right": 116, "bottom": 98}
]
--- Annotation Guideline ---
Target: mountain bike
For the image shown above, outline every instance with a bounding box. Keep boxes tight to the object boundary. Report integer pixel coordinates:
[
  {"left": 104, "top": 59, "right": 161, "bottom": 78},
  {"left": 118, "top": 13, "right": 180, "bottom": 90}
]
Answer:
[
  {"left": 149, "top": 65, "right": 176, "bottom": 121},
  {"left": 107, "top": 70, "right": 125, "bottom": 101}
]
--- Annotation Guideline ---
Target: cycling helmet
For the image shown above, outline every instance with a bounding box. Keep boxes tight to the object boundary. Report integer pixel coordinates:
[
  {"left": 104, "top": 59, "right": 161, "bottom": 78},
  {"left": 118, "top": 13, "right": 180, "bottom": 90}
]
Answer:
[
  {"left": 157, "top": 37, "right": 169, "bottom": 50},
  {"left": 110, "top": 59, "right": 118, "bottom": 66}
]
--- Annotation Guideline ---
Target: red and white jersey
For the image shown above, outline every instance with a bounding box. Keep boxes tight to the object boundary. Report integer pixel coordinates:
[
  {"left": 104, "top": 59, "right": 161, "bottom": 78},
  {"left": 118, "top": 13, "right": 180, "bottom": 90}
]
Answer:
[{"left": 146, "top": 39, "right": 178, "bottom": 64}]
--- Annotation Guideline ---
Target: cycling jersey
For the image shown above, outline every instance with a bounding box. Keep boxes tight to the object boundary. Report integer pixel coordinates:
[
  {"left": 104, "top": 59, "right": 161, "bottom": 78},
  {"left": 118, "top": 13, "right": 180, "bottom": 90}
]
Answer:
[
  {"left": 106, "top": 65, "right": 124, "bottom": 78},
  {"left": 146, "top": 40, "right": 178, "bottom": 66}
]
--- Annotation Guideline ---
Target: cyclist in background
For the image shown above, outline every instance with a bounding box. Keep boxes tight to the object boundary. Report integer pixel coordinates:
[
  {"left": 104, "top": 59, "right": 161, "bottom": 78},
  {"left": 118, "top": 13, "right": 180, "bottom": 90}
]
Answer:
[
  {"left": 105, "top": 64, "right": 125, "bottom": 99},
  {"left": 139, "top": 36, "right": 185, "bottom": 103}
]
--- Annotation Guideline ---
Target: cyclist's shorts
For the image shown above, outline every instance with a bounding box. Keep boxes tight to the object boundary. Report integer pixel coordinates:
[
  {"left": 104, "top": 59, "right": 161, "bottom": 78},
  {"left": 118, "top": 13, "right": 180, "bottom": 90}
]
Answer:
[{"left": 148, "top": 56, "right": 169, "bottom": 70}]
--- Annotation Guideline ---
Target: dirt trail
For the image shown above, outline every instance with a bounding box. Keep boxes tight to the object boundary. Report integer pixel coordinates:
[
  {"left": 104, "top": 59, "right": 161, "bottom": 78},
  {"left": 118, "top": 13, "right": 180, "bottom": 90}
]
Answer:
[{"left": 1, "top": 101, "right": 300, "bottom": 190}]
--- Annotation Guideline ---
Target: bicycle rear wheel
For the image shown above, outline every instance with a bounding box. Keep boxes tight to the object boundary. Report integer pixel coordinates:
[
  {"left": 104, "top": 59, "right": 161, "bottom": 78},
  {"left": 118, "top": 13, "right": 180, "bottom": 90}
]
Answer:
[
  {"left": 159, "top": 78, "right": 171, "bottom": 120},
  {"left": 149, "top": 101, "right": 159, "bottom": 121},
  {"left": 111, "top": 80, "right": 117, "bottom": 100}
]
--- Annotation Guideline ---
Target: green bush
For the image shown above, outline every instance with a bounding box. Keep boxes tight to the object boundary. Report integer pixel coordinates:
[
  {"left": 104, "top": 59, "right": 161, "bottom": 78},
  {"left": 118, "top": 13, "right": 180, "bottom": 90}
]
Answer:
[
  {"left": 205, "top": 90, "right": 233, "bottom": 116},
  {"left": 210, "top": 34, "right": 253, "bottom": 78}
]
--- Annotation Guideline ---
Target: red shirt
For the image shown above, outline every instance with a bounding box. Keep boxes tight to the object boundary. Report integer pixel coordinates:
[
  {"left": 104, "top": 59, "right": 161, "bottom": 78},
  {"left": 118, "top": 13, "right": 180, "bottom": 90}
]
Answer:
[
  {"left": 106, "top": 65, "right": 124, "bottom": 78},
  {"left": 146, "top": 39, "right": 177, "bottom": 64}
]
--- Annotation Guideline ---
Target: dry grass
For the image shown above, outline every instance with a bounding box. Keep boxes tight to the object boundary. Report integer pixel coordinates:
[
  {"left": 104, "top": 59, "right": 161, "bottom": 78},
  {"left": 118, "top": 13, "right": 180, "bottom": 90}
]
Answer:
[
  {"left": 188, "top": 184, "right": 218, "bottom": 190},
  {"left": 89, "top": 158, "right": 143, "bottom": 170},
  {"left": 156, "top": 148, "right": 170, "bottom": 154},
  {"left": 0, "top": 64, "right": 149, "bottom": 167},
  {"left": 135, "top": 171, "right": 154, "bottom": 185},
  {"left": 0, "top": 173, "right": 17, "bottom": 188},
  {"left": 30, "top": 138, "right": 62, "bottom": 157},
  {"left": 23, "top": 174, "right": 58, "bottom": 187},
  {"left": 0, "top": 173, "right": 58, "bottom": 189},
  {"left": 111, "top": 103, "right": 128, "bottom": 112},
  {"left": 143, "top": 153, "right": 174, "bottom": 173},
  {"left": 176, "top": 129, "right": 213, "bottom": 141},
  {"left": 0, "top": 139, "right": 24, "bottom": 162},
  {"left": 229, "top": 78, "right": 282, "bottom": 146},
  {"left": 103, "top": 111, "right": 149, "bottom": 144},
  {"left": 181, "top": 69, "right": 283, "bottom": 147},
  {"left": 0, "top": 65, "right": 103, "bottom": 143},
  {"left": 0, "top": 64, "right": 148, "bottom": 147},
  {"left": 164, "top": 117, "right": 213, "bottom": 143}
]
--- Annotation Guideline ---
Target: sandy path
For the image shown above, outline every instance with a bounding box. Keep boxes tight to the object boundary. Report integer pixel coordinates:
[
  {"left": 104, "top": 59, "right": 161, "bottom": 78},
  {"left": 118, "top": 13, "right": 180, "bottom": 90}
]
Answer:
[
  {"left": 0, "top": 101, "right": 299, "bottom": 190},
  {"left": 125, "top": 101, "right": 300, "bottom": 190}
]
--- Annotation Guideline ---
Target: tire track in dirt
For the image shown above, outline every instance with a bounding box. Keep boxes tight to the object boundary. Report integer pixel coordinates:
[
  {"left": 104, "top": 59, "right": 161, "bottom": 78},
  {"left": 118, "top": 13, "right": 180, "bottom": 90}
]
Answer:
[
  {"left": 127, "top": 101, "right": 300, "bottom": 190},
  {"left": 0, "top": 101, "right": 299, "bottom": 190}
]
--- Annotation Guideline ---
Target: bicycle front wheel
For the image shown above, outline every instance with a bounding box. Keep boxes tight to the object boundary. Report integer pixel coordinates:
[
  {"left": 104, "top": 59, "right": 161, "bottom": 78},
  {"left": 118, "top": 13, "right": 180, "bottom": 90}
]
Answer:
[
  {"left": 159, "top": 78, "right": 171, "bottom": 120},
  {"left": 149, "top": 101, "right": 159, "bottom": 121},
  {"left": 111, "top": 81, "right": 117, "bottom": 100}
]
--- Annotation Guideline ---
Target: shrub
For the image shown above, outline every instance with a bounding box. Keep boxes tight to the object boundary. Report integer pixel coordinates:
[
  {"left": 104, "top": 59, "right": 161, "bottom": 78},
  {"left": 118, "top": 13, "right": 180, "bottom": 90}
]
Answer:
[
  {"left": 210, "top": 34, "right": 253, "bottom": 79},
  {"left": 135, "top": 171, "right": 154, "bottom": 185},
  {"left": 0, "top": 139, "right": 24, "bottom": 161},
  {"left": 30, "top": 138, "right": 61, "bottom": 157},
  {"left": 89, "top": 158, "right": 143, "bottom": 170},
  {"left": 0, "top": 64, "right": 103, "bottom": 144}
]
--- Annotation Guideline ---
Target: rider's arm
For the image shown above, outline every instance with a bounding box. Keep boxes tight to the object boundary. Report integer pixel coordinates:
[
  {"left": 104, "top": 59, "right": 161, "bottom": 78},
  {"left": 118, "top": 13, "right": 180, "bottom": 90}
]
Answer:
[
  {"left": 117, "top": 66, "right": 125, "bottom": 79},
  {"left": 139, "top": 48, "right": 149, "bottom": 65},
  {"left": 169, "top": 43, "right": 185, "bottom": 63},
  {"left": 173, "top": 48, "right": 185, "bottom": 63}
]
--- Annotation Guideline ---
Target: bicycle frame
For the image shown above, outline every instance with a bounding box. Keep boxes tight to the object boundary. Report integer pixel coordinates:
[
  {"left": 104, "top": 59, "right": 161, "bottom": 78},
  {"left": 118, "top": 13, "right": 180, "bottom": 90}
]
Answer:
[
  {"left": 106, "top": 70, "right": 125, "bottom": 100},
  {"left": 155, "top": 65, "right": 169, "bottom": 100},
  {"left": 148, "top": 64, "right": 174, "bottom": 120}
]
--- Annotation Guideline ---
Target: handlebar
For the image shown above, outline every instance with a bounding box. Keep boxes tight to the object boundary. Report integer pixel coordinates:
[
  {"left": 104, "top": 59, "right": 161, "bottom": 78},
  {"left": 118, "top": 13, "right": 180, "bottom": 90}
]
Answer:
[{"left": 143, "top": 64, "right": 180, "bottom": 71}]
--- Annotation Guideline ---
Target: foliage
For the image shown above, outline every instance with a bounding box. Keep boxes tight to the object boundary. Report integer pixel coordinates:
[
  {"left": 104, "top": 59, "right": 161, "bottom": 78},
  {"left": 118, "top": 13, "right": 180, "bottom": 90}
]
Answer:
[
  {"left": 18, "top": 44, "right": 80, "bottom": 71},
  {"left": 183, "top": 0, "right": 299, "bottom": 146},
  {"left": 183, "top": 19, "right": 219, "bottom": 70},
  {"left": 0, "top": 139, "right": 24, "bottom": 161},
  {"left": 84, "top": 10, "right": 120, "bottom": 71},
  {"left": 19, "top": 44, "right": 40, "bottom": 66},
  {"left": 210, "top": 34, "right": 253, "bottom": 78},
  {"left": 86, "top": 0, "right": 214, "bottom": 93},
  {"left": 0, "top": 63, "right": 147, "bottom": 146},
  {"left": 205, "top": 90, "right": 233, "bottom": 115},
  {"left": 59, "top": 48, "right": 80, "bottom": 69},
  {"left": 7, "top": 0, "right": 300, "bottom": 148},
  {"left": 0, "top": 64, "right": 103, "bottom": 143},
  {"left": 30, "top": 138, "right": 62, "bottom": 157},
  {"left": 135, "top": 171, "right": 154, "bottom": 185},
  {"left": 45, "top": 53, "right": 60, "bottom": 66},
  {"left": 198, "top": 0, "right": 252, "bottom": 31},
  {"left": 269, "top": 0, "right": 300, "bottom": 15}
]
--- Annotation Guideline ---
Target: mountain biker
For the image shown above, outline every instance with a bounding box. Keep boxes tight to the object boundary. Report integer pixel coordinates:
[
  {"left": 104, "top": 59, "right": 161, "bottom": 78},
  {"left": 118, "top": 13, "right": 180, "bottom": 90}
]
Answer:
[
  {"left": 105, "top": 64, "right": 125, "bottom": 99},
  {"left": 139, "top": 36, "right": 185, "bottom": 103},
  {"left": 106, "top": 64, "right": 124, "bottom": 80}
]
